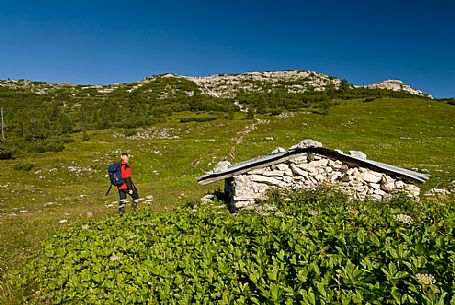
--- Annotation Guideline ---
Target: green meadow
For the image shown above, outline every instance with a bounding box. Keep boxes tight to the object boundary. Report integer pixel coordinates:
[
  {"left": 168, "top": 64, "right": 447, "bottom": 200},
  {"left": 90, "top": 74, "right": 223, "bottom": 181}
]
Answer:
[{"left": 0, "top": 97, "right": 454, "bottom": 303}]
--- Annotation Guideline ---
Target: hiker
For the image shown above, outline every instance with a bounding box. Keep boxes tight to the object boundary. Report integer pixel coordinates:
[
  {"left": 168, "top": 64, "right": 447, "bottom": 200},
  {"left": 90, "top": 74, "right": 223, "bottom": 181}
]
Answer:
[{"left": 117, "top": 153, "right": 139, "bottom": 215}]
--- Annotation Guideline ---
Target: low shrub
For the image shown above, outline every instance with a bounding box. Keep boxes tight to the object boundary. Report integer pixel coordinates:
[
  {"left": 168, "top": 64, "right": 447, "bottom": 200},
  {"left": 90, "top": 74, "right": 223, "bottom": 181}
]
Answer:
[
  {"left": 0, "top": 146, "right": 13, "bottom": 160},
  {"left": 13, "top": 189, "right": 454, "bottom": 304},
  {"left": 25, "top": 138, "right": 65, "bottom": 153},
  {"left": 180, "top": 116, "right": 217, "bottom": 123},
  {"left": 13, "top": 163, "right": 34, "bottom": 171}
]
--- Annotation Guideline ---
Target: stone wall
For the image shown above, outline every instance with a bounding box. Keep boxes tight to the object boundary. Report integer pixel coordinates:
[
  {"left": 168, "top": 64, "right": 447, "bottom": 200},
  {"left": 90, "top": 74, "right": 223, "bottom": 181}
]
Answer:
[{"left": 225, "top": 152, "right": 421, "bottom": 210}]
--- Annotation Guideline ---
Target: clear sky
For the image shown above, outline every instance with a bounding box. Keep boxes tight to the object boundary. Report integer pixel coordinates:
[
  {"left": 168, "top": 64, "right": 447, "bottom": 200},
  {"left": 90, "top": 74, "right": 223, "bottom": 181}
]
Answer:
[{"left": 1, "top": 0, "right": 454, "bottom": 98}]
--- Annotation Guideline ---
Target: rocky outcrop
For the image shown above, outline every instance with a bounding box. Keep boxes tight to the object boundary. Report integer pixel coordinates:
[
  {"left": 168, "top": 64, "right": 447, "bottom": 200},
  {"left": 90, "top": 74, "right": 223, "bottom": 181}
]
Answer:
[
  {"left": 363, "top": 80, "right": 430, "bottom": 98},
  {"left": 225, "top": 151, "right": 421, "bottom": 209},
  {"left": 180, "top": 70, "right": 341, "bottom": 97},
  {"left": 1, "top": 71, "right": 430, "bottom": 98}
]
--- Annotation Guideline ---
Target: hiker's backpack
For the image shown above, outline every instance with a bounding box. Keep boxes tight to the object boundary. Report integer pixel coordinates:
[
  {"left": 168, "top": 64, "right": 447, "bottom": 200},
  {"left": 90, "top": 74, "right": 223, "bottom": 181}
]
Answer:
[{"left": 107, "top": 163, "right": 128, "bottom": 187}]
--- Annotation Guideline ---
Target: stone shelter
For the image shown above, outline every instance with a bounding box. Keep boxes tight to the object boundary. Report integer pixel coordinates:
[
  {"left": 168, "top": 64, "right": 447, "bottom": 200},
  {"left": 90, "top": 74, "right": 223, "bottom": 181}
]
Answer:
[{"left": 197, "top": 140, "right": 430, "bottom": 210}]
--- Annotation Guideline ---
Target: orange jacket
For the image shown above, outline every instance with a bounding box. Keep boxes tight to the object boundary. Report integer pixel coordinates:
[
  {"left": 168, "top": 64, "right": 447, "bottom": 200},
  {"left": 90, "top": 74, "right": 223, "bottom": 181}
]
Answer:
[{"left": 117, "top": 161, "right": 133, "bottom": 190}]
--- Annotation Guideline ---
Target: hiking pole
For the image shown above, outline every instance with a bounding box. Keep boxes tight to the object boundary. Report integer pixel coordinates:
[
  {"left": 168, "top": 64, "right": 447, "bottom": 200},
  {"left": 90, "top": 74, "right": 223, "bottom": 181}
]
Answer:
[{"left": 105, "top": 184, "right": 113, "bottom": 196}]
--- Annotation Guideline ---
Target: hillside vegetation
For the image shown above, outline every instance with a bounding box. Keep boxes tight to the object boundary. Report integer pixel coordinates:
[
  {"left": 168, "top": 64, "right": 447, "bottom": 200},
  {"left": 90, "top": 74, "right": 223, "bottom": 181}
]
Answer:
[
  {"left": 0, "top": 71, "right": 454, "bottom": 303},
  {"left": 0, "top": 71, "right": 435, "bottom": 158},
  {"left": 14, "top": 189, "right": 455, "bottom": 304}
]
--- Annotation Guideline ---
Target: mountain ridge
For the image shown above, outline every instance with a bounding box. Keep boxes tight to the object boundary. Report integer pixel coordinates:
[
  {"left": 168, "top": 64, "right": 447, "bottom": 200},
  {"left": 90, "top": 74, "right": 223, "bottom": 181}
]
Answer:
[{"left": 0, "top": 70, "right": 431, "bottom": 98}]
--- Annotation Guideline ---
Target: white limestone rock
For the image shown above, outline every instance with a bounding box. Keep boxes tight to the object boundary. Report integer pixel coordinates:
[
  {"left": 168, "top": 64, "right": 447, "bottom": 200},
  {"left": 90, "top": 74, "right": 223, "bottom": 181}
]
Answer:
[
  {"left": 271, "top": 147, "right": 286, "bottom": 154},
  {"left": 250, "top": 175, "right": 287, "bottom": 188},
  {"left": 212, "top": 160, "right": 231, "bottom": 173},
  {"left": 349, "top": 150, "right": 367, "bottom": 160},
  {"left": 290, "top": 164, "right": 308, "bottom": 177},
  {"left": 289, "top": 139, "right": 322, "bottom": 151},
  {"left": 362, "top": 173, "right": 382, "bottom": 184}
]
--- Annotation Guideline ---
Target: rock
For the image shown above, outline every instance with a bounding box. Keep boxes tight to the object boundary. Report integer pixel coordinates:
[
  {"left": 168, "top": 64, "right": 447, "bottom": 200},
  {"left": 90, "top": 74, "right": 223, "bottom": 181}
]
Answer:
[
  {"left": 342, "top": 174, "right": 353, "bottom": 182},
  {"left": 369, "top": 183, "right": 381, "bottom": 189},
  {"left": 315, "top": 174, "right": 325, "bottom": 182},
  {"left": 290, "top": 164, "right": 308, "bottom": 177},
  {"left": 362, "top": 173, "right": 382, "bottom": 183},
  {"left": 248, "top": 168, "right": 267, "bottom": 175},
  {"left": 405, "top": 185, "right": 420, "bottom": 197},
  {"left": 213, "top": 160, "right": 231, "bottom": 173},
  {"left": 263, "top": 170, "right": 285, "bottom": 177},
  {"left": 339, "top": 165, "right": 349, "bottom": 173},
  {"left": 201, "top": 194, "right": 215, "bottom": 203},
  {"left": 381, "top": 182, "right": 396, "bottom": 192},
  {"left": 289, "top": 139, "right": 322, "bottom": 151},
  {"left": 330, "top": 172, "right": 342, "bottom": 182},
  {"left": 371, "top": 194, "right": 383, "bottom": 201},
  {"left": 349, "top": 150, "right": 367, "bottom": 160},
  {"left": 59, "top": 219, "right": 68, "bottom": 224},
  {"left": 271, "top": 147, "right": 286, "bottom": 154},
  {"left": 374, "top": 189, "right": 387, "bottom": 196},
  {"left": 290, "top": 154, "right": 307, "bottom": 164},
  {"left": 308, "top": 154, "right": 321, "bottom": 161},
  {"left": 308, "top": 159, "right": 329, "bottom": 167},
  {"left": 296, "top": 163, "right": 317, "bottom": 174},
  {"left": 395, "top": 180, "right": 406, "bottom": 189},
  {"left": 284, "top": 168, "right": 293, "bottom": 176},
  {"left": 283, "top": 176, "right": 293, "bottom": 184},
  {"left": 275, "top": 164, "right": 290, "bottom": 171},
  {"left": 250, "top": 175, "right": 287, "bottom": 188}
]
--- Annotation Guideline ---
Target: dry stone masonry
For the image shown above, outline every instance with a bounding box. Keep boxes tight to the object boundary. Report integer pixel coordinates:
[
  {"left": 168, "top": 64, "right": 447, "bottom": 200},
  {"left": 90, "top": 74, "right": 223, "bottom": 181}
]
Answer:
[
  {"left": 226, "top": 151, "right": 420, "bottom": 209},
  {"left": 199, "top": 139, "right": 427, "bottom": 210}
]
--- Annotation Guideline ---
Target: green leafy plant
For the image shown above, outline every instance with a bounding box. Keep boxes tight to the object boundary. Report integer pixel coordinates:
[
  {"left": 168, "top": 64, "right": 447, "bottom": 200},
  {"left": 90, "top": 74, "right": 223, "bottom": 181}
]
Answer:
[{"left": 12, "top": 189, "right": 454, "bottom": 304}]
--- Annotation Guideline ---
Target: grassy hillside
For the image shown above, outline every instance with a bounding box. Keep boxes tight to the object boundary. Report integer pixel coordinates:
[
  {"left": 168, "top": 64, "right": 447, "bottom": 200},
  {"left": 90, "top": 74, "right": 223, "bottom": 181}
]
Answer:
[{"left": 0, "top": 96, "right": 454, "bottom": 303}]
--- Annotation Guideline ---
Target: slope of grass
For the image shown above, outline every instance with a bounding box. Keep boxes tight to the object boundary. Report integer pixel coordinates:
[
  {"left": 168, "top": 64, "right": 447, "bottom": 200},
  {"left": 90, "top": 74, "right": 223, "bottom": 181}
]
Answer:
[{"left": 0, "top": 97, "right": 454, "bottom": 303}]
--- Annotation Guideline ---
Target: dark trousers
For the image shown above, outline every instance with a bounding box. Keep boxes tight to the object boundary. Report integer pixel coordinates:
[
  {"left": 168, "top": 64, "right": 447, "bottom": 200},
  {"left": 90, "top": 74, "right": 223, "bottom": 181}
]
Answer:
[{"left": 118, "top": 188, "right": 139, "bottom": 215}]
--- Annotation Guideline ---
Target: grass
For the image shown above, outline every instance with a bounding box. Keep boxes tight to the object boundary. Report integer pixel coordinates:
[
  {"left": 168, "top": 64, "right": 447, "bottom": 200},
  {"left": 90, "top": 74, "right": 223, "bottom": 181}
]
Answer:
[{"left": 0, "top": 97, "right": 454, "bottom": 302}]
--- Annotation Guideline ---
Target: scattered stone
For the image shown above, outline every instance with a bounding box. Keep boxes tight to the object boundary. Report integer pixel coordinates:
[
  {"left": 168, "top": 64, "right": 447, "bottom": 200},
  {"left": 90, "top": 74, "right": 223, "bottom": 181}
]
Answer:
[
  {"left": 59, "top": 219, "right": 68, "bottom": 224},
  {"left": 362, "top": 173, "right": 382, "bottom": 184},
  {"left": 201, "top": 194, "right": 215, "bottom": 204},
  {"left": 289, "top": 139, "right": 322, "bottom": 151},
  {"left": 349, "top": 150, "right": 367, "bottom": 160},
  {"left": 212, "top": 160, "right": 231, "bottom": 173},
  {"left": 271, "top": 147, "right": 286, "bottom": 154}
]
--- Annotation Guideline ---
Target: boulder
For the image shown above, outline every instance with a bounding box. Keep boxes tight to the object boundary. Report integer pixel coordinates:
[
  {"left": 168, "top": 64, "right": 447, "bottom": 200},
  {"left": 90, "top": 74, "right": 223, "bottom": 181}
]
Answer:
[
  {"left": 271, "top": 147, "right": 286, "bottom": 154},
  {"left": 290, "top": 164, "right": 308, "bottom": 177},
  {"left": 349, "top": 150, "right": 367, "bottom": 160},
  {"left": 250, "top": 175, "right": 287, "bottom": 188},
  {"left": 213, "top": 160, "right": 231, "bottom": 173},
  {"left": 362, "top": 173, "right": 382, "bottom": 183},
  {"left": 289, "top": 139, "right": 322, "bottom": 151}
]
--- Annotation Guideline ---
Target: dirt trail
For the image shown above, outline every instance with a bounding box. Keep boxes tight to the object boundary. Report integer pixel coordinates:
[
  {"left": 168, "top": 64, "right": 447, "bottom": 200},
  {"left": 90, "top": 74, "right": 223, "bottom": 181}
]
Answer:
[{"left": 229, "top": 118, "right": 269, "bottom": 159}]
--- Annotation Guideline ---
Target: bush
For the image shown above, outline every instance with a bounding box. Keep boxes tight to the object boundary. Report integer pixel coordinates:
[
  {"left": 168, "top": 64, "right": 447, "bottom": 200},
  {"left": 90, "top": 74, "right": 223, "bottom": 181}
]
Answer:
[
  {"left": 180, "top": 116, "right": 217, "bottom": 123},
  {"left": 15, "top": 188, "right": 454, "bottom": 304},
  {"left": 25, "top": 138, "right": 65, "bottom": 153},
  {"left": 13, "top": 163, "right": 34, "bottom": 171},
  {"left": 0, "top": 144, "right": 13, "bottom": 160}
]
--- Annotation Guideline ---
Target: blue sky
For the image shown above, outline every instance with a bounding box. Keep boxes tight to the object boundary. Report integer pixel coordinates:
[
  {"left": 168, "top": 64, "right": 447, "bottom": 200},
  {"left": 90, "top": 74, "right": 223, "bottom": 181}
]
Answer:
[{"left": 1, "top": 0, "right": 454, "bottom": 98}]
